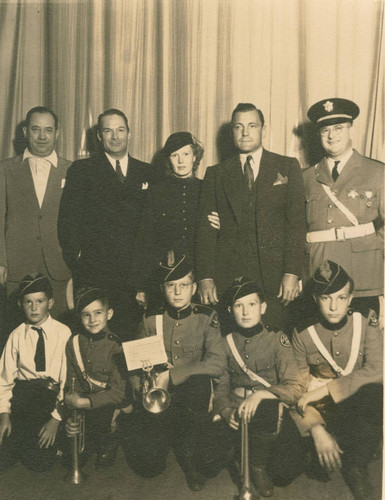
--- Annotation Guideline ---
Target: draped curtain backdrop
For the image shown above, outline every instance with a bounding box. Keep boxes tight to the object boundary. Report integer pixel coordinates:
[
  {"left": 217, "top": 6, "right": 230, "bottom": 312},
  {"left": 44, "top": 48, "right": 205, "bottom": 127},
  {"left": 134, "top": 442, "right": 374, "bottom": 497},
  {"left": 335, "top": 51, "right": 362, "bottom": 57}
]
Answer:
[{"left": 0, "top": 0, "right": 384, "bottom": 177}]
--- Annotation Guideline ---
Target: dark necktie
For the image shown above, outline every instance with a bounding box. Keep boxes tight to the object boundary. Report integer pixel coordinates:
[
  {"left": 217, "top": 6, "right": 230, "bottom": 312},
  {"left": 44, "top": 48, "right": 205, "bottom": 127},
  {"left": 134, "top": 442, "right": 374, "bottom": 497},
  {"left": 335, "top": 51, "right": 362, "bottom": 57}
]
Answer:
[
  {"left": 332, "top": 160, "right": 340, "bottom": 182},
  {"left": 244, "top": 155, "right": 254, "bottom": 190},
  {"left": 116, "top": 160, "right": 125, "bottom": 184},
  {"left": 32, "top": 327, "right": 46, "bottom": 372}
]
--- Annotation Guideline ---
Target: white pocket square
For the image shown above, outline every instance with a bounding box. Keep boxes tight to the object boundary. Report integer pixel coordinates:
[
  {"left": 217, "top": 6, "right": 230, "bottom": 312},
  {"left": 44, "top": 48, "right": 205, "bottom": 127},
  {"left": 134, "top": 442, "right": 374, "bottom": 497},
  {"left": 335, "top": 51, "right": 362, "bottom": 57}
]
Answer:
[
  {"left": 273, "top": 173, "right": 288, "bottom": 186},
  {"left": 61, "top": 178, "right": 66, "bottom": 188},
  {"left": 142, "top": 182, "right": 149, "bottom": 190}
]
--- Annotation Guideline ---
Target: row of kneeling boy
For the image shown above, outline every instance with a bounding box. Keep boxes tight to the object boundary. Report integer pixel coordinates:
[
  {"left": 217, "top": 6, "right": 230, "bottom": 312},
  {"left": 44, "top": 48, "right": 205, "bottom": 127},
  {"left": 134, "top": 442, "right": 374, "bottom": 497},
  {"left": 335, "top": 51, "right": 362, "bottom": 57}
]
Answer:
[{"left": 0, "top": 253, "right": 382, "bottom": 500}]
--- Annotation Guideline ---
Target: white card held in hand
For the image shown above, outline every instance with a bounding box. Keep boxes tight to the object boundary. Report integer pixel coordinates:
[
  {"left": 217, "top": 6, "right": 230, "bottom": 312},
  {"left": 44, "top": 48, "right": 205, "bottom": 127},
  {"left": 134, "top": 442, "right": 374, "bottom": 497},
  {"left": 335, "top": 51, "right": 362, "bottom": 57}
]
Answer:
[{"left": 122, "top": 336, "right": 168, "bottom": 371}]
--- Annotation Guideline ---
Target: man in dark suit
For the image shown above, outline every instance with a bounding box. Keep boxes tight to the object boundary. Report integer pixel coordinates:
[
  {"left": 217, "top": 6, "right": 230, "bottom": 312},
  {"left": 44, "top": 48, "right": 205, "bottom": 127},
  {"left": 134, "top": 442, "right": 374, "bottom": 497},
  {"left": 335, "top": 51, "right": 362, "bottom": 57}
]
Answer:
[
  {"left": 58, "top": 109, "right": 160, "bottom": 339},
  {"left": 0, "top": 106, "right": 71, "bottom": 329},
  {"left": 196, "top": 103, "right": 306, "bottom": 330}
]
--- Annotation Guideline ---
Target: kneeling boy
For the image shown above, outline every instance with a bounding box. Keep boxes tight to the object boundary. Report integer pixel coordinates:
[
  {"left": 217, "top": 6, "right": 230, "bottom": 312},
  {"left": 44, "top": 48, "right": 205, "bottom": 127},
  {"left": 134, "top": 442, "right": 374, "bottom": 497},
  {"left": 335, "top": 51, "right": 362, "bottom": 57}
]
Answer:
[
  {"left": 64, "top": 287, "right": 126, "bottom": 470},
  {"left": 125, "top": 252, "right": 225, "bottom": 491},
  {"left": 0, "top": 273, "right": 71, "bottom": 471},
  {"left": 291, "top": 261, "right": 383, "bottom": 499},
  {"left": 213, "top": 277, "right": 304, "bottom": 497}
]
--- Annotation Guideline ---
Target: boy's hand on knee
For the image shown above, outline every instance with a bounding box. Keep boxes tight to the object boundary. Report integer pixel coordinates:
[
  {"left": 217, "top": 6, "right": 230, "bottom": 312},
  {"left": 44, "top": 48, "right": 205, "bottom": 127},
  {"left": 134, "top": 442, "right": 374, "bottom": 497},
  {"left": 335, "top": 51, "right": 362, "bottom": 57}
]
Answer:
[
  {"left": 310, "top": 424, "right": 343, "bottom": 471},
  {"left": 221, "top": 408, "right": 239, "bottom": 431},
  {"left": 238, "top": 390, "right": 276, "bottom": 423},
  {"left": 38, "top": 417, "right": 59, "bottom": 448},
  {"left": 0, "top": 413, "right": 11, "bottom": 443}
]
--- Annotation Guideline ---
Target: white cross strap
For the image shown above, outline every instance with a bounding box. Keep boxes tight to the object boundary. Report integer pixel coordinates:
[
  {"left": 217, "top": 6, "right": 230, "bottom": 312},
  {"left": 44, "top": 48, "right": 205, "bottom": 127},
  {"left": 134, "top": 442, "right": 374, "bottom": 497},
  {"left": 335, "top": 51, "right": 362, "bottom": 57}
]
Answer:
[
  {"left": 226, "top": 334, "right": 271, "bottom": 388},
  {"left": 72, "top": 335, "right": 107, "bottom": 389},
  {"left": 321, "top": 184, "right": 359, "bottom": 226},
  {"left": 307, "top": 312, "right": 362, "bottom": 377}
]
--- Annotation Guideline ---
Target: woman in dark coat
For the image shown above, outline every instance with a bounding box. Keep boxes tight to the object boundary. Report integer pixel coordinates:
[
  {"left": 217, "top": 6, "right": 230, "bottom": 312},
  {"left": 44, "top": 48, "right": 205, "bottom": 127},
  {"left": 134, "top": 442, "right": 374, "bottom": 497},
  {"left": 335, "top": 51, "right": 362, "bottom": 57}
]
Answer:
[{"left": 133, "top": 132, "right": 219, "bottom": 308}]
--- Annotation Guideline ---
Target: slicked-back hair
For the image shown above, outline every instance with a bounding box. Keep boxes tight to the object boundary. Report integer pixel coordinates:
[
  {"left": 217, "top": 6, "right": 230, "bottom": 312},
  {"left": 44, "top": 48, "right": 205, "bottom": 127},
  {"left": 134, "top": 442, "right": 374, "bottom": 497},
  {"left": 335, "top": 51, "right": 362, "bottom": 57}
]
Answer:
[
  {"left": 97, "top": 108, "right": 130, "bottom": 134},
  {"left": 25, "top": 106, "right": 59, "bottom": 130},
  {"left": 231, "top": 103, "right": 265, "bottom": 127}
]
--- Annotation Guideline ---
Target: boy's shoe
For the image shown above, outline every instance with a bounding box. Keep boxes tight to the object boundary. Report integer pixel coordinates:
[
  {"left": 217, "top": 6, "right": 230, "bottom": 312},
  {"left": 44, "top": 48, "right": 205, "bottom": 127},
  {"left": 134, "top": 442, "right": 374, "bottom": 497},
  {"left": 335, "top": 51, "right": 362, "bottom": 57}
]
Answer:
[
  {"left": 183, "top": 457, "right": 208, "bottom": 492},
  {"left": 95, "top": 434, "right": 118, "bottom": 471},
  {"left": 249, "top": 464, "right": 274, "bottom": 497}
]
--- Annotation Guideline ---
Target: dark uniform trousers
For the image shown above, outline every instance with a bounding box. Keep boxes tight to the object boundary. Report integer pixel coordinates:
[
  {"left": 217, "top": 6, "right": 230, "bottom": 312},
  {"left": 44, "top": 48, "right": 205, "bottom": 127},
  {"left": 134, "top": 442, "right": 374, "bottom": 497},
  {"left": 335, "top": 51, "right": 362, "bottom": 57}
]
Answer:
[
  {"left": 0, "top": 380, "right": 59, "bottom": 472},
  {"left": 122, "top": 375, "right": 212, "bottom": 477},
  {"left": 210, "top": 400, "right": 307, "bottom": 486}
]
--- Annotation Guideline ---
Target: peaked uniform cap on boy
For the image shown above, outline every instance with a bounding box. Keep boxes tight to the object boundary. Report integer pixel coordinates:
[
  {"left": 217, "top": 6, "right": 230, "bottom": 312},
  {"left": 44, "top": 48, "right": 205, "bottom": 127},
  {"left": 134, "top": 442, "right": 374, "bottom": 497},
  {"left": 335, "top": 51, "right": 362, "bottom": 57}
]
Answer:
[
  {"left": 159, "top": 251, "right": 192, "bottom": 282},
  {"left": 307, "top": 98, "right": 360, "bottom": 127},
  {"left": 225, "top": 276, "right": 265, "bottom": 306},
  {"left": 312, "top": 260, "right": 352, "bottom": 295},
  {"left": 162, "top": 132, "right": 194, "bottom": 156},
  {"left": 18, "top": 273, "right": 52, "bottom": 298},
  {"left": 75, "top": 286, "right": 108, "bottom": 313}
]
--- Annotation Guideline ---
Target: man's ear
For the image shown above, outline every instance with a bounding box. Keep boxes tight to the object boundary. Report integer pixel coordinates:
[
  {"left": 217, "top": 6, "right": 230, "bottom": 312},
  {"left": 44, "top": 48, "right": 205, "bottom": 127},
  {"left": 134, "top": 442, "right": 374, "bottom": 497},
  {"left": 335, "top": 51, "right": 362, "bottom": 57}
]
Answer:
[
  {"left": 192, "top": 282, "right": 197, "bottom": 296},
  {"left": 262, "top": 124, "right": 267, "bottom": 140},
  {"left": 97, "top": 130, "right": 101, "bottom": 142},
  {"left": 48, "top": 298, "right": 55, "bottom": 311},
  {"left": 261, "top": 301, "right": 267, "bottom": 315},
  {"left": 107, "top": 308, "right": 114, "bottom": 320},
  {"left": 348, "top": 294, "right": 353, "bottom": 306},
  {"left": 227, "top": 306, "right": 232, "bottom": 313},
  {"left": 23, "top": 127, "right": 27, "bottom": 139}
]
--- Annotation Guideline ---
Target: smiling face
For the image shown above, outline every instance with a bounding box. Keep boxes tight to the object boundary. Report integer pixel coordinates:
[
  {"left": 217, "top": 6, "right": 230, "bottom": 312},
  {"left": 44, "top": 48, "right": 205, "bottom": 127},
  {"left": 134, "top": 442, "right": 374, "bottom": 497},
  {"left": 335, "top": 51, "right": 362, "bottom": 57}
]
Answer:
[
  {"left": 98, "top": 114, "right": 129, "bottom": 159},
  {"left": 232, "top": 110, "right": 265, "bottom": 154},
  {"left": 230, "top": 292, "right": 267, "bottom": 329},
  {"left": 320, "top": 122, "right": 353, "bottom": 160},
  {"left": 315, "top": 282, "right": 353, "bottom": 324},
  {"left": 23, "top": 112, "right": 58, "bottom": 157},
  {"left": 169, "top": 144, "right": 195, "bottom": 178},
  {"left": 19, "top": 292, "right": 53, "bottom": 326},
  {"left": 80, "top": 299, "right": 113, "bottom": 334}
]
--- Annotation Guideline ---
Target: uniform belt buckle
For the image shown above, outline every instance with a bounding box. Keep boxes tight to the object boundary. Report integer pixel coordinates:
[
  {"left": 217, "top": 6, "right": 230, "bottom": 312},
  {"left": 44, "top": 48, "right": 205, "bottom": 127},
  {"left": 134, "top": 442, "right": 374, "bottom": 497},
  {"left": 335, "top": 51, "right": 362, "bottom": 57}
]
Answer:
[{"left": 335, "top": 227, "right": 346, "bottom": 241}]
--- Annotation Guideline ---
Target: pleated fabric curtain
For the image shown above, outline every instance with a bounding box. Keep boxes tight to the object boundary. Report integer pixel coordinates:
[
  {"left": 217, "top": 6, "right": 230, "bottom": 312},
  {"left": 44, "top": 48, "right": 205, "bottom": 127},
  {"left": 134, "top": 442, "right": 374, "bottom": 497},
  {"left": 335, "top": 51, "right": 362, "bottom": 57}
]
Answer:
[{"left": 0, "top": 0, "right": 383, "bottom": 173}]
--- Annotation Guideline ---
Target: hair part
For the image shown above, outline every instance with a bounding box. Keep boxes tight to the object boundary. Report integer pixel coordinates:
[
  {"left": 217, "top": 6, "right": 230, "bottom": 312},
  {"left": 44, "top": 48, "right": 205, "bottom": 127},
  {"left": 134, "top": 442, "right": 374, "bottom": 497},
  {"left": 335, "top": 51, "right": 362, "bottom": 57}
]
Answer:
[
  {"left": 231, "top": 103, "right": 265, "bottom": 127},
  {"left": 25, "top": 106, "right": 59, "bottom": 130},
  {"left": 97, "top": 108, "right": 129, "bottom": 134}
]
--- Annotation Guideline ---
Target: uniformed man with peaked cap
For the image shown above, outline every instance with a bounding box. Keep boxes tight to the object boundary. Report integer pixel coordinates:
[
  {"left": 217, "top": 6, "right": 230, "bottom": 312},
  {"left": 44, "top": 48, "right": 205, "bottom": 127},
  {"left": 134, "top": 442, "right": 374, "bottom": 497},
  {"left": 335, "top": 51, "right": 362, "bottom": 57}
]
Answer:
[{"left": 304, "top": 97, "right": 384, "bottom": 316}]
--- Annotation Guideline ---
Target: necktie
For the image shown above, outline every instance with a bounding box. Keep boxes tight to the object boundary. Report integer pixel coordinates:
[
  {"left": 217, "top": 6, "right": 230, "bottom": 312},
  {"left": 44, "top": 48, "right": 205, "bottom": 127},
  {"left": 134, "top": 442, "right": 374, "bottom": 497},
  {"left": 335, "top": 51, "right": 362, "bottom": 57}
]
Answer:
[
  {"left": 332, "top": 160, "right": 340, "bottom": 182},
  {"left": 116, "top": 160, "right": 125, "bottom": 184},
  {"left": 32, "top": 327, "right": 46, "bottom": 372},
  {"left": 244, "top": 155, "right": 254, "bottom": 190}
]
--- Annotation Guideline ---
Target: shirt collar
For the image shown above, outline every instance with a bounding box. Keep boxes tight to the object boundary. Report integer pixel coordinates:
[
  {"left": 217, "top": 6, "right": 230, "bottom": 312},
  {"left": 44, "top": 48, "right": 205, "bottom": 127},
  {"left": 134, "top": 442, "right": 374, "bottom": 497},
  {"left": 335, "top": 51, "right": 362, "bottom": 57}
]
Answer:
[
  {"left": 25, "top": 314, "right": 53, "bottom": 337},
  {"left": 326, "top": 148, "right": 353, "bottom": 171},
  {"left": 166, "top": 305, "right": 192, "bottom": 320},
  {"left": 240, "top": 146, "right": 263, "bottom": 169},
  {"left": 23, "top": 148, "right": 58, "bottom": 167},
  {"left": 105, "top": 152, "right": 129, "bottom": 170}
]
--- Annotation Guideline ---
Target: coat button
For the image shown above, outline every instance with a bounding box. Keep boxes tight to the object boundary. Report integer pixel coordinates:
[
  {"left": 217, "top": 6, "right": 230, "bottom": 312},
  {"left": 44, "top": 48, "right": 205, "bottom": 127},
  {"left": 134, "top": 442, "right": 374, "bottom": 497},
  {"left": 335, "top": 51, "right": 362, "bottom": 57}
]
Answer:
[
  {"left": 175, "top": 340, "right": 180, "bottom": 345},
  {"left": 360, "top": 194, "right": 364, "bottom": 198},
  {"left": 334, "top": 332, "right": 338, "bottom": 336},
  {"left": 335, "top": 351, "right": 340, "bottom": 356},
  {"left": 175, "top": 322, "right": 179, "bottom": 327},
  {"left": 245, "top": 354, "right": 249, "bottom": 359},
  {"left": 174, "top": 355, "right": 178, "bottom": 360},
  {"left": 195, "top": 346, "right": 198, "bottom": 350},
  {"left": 245, "top": 339, "right": 250, "bottom": 344},
  {"left": 316, "top": 359, "right": 320, "bottom": 363},
  {"left": 328, "top": 204, "right": 333, "bottom": 209},
  {"left": 327, "top": 219, "right": 332, "bottom": 224},
  {"left": 266, "top": 365, "right": 270, "bottom": 369}
]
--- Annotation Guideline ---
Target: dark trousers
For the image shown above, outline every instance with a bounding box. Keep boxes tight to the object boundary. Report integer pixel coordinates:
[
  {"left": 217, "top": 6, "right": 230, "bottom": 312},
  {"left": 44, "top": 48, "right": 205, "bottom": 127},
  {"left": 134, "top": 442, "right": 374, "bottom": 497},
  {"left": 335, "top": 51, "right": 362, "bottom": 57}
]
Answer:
[
  {"left": 121, "top": 375, "right": 212, "bottom": 477},
  {"left": 0, "top": 380, "right": 59, "bottom": 472},
  {"left": 210, "top": 400, "right": 306, "bottom": 486}
]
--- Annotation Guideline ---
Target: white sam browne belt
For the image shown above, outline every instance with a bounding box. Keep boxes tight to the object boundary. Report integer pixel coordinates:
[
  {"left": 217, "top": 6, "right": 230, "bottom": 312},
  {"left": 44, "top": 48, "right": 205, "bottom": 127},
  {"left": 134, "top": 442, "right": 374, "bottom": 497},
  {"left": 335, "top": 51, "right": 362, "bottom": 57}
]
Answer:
[{"left": 307, "top": 221, "right": 375, "bottom": 243}]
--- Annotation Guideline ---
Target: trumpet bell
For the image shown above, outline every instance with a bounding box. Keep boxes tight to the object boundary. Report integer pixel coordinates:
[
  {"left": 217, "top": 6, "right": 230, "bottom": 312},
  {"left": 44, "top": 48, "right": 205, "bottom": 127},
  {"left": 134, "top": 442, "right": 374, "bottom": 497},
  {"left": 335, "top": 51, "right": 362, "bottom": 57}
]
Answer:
[{"left": 143, "top": 387, "right": 171, "bottom": 414}]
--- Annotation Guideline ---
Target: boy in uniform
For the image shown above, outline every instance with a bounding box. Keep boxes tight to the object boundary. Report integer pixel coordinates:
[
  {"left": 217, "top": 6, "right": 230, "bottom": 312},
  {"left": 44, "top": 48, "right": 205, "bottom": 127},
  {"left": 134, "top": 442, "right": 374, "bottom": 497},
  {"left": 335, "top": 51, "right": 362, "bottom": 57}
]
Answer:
[
  {"left": 0, "top": 273, "right": 71, "bottom": 471},
  {"left": 125, "top": 252, "right": 225, "bottom": 491},
  {"left": 291, "top": 260, "right": 383, "bottom": 499},
  {"left": 212, "top": 277, "right": 304, "bottom": 497},
  {"left": 64, "top": 287, "right": 126, "bottom": 470}
]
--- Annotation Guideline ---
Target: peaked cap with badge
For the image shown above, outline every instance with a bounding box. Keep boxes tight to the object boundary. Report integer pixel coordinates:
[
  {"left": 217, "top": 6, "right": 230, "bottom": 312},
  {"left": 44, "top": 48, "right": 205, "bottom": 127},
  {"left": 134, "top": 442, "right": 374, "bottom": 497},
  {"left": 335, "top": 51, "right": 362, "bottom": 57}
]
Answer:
[{"left": 307, "top": 98, "right": 360, "bottom": 127}]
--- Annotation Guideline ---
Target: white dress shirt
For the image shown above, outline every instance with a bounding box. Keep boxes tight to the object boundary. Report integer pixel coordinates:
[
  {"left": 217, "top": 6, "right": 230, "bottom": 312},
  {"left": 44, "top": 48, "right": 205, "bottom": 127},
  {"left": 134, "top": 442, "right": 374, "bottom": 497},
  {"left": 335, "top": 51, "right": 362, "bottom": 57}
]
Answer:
[
  {"left": 0, "top": 315, "right": 71, "bottom": 420},
  {"left": 326, "top": 148, "right": 353, "bottom": 176},
  {"left": 240, "top": 147, "right": 263, "bottom": 181},
  {"left": 23, "top": 149, "right": 58, "bottom": 208},
  {"left": 105, "top": 152, "right": 129, "bottom": 177}
]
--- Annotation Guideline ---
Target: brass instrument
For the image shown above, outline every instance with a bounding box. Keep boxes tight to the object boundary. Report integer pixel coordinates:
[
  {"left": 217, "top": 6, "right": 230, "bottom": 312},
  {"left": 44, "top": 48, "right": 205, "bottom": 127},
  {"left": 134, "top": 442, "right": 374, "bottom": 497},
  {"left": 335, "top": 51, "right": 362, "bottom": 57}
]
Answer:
[
  {"left": 66, "top": 378, "right": 86, "bottom": 484},
  {"left": 142, "top": 362, "right": 171, "bottom": 414},
  {"left": 237, "top": 412, "right": 257, "bottom": 500}
]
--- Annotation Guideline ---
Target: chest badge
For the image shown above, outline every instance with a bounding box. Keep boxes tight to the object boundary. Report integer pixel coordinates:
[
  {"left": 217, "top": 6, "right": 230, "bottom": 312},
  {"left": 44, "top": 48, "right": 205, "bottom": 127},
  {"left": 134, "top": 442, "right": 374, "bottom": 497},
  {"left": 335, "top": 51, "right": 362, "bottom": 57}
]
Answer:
[
  {"left": 347, "top": 190, "right": 359, "bottom": 199},
  {"left": 280, "top": 333, "right": 291, "bottom": 348},
  {"left": 365, "top": 191, "right": 373, "bottom": 199}
]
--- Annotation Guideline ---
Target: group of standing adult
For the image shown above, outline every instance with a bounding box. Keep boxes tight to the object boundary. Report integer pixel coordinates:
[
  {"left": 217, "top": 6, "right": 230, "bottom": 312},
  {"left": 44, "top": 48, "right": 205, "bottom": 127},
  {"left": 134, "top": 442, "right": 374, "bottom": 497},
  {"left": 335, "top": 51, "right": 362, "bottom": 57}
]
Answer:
[{"left": 0, "top": 98, "right": 383, "bottom": 339}]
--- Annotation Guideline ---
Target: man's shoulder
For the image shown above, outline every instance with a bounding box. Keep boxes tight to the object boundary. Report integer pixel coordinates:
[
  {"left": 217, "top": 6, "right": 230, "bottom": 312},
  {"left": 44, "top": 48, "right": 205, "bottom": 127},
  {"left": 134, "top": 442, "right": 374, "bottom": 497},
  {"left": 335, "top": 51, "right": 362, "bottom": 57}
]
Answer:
[
  {"left": 0, "top": 155, "right": 23, "bottom": 169},
  {"left": 263, "top": 149, "right": 299, "bottom": 165},
  {"left": 57, "top": 156, "right": 72, "bottom": 169},
  {"left": 352, "top": 150, "right": 384, "bottom": 173}
]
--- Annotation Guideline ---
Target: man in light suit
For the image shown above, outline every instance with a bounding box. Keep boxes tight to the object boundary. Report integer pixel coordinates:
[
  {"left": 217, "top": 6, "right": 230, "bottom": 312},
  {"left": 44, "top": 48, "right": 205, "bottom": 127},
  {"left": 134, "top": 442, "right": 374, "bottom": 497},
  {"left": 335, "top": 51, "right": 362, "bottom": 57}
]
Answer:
[
  {"left": 196, "top": 103, "right": 306, "bottom": 330},
  {"left": 305, "top": 98, "right": 384, "bottom": 315},
  {"left": 0, "top": 106, "right": 71, "bottom": 329},
  {"left": 58, "top": 109, "right": 161, "bottom": 339}
]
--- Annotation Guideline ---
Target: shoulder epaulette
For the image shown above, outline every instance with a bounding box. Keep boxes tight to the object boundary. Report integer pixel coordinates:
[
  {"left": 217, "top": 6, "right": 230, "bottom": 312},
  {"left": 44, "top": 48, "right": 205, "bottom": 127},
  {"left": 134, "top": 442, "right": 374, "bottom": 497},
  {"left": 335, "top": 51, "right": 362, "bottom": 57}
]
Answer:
[
  {"left": 107, "top": 331, "right": 122, "bottom": 344},
  {"left": 192, "top": 304, "right": 213, "bottom": 316},
  {"left": 295, "top": 316, "right": 317, "bottom": 334},
  {"left": 145, "top": 307, "right": 165, "bottom": 319}
]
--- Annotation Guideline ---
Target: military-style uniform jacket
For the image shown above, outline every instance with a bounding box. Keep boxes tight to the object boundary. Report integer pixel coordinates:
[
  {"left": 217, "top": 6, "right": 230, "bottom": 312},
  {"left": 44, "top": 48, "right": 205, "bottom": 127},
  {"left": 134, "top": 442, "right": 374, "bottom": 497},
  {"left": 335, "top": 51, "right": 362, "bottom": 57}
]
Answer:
[
  {"left": 136, "top": 303, "right": 225, "bottom": 387},
  {"left": 304, "top": 150, "right": 384, "bottom": 296},
  {"left": 213, "top": 324, "right": 304, "bottom": 414},
  {"left": 65, "top": 327, "right": 125, "bottom": 409},
  {"left": 291, "top": 312, "right": 383, "bottom": 435}
]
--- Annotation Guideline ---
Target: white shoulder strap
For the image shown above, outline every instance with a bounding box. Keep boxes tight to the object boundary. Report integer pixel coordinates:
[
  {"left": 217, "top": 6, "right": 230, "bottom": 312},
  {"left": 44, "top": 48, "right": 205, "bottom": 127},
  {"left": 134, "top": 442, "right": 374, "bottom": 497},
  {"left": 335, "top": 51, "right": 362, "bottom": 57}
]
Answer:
[
  {"left": 226, "top": 334, "right": 271, "bottom": 388},
  {"left": 321, "top": 184, "right": 359, "bottom": 226},
  {"left": 155, "top": 315, "right": 163, "bottom": 338},
  {"left": 72, "top": 335, "right": 107, "bottom": 389},
  {"left": 307, "top": 312, "right": 362, "bottom": 376}
]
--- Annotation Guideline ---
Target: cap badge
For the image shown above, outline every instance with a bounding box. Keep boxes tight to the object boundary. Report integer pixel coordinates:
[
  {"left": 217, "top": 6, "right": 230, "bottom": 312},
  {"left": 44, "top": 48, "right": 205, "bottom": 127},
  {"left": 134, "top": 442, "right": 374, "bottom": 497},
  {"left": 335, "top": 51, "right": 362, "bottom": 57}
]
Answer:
[{"left": 323, "top": 100, "right": 334, "bottom": 112}]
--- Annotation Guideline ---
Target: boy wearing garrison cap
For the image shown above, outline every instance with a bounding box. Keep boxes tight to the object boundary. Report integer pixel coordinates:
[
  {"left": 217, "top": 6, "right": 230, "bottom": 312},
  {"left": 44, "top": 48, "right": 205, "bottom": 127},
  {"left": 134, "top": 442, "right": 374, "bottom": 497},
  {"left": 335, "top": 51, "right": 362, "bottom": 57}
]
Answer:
[
  {"left": 125, "top": 252, "right": 225, "bottom": 491},
  {"left": 64, "top": 287, "right": 126, "bottom": 470},
  {"left": 305, "top": 98, "right": 384, "bottom": 316},
  {"left": 291, "top": 261, "right": 383, "bottom": 499},
  {"left": 212, "top": 277, "right": 304, "bottom": 497},
  {"left": 0, "top": 273, "right": 71, "bottom": 471}
]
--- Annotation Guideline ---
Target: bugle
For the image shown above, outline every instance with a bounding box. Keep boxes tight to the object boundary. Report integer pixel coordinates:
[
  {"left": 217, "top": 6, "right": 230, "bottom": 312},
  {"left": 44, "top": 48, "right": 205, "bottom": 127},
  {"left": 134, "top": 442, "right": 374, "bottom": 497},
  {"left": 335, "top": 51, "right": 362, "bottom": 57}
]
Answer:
[
  {"left": 142, "top": 361, "right": 171, "bottom": 414},
  {"left": 237, "top": 412, "right": 257, "bottom": 500},
  {"left": 65, "top": 378, "right": 86, "bottom": 484}
]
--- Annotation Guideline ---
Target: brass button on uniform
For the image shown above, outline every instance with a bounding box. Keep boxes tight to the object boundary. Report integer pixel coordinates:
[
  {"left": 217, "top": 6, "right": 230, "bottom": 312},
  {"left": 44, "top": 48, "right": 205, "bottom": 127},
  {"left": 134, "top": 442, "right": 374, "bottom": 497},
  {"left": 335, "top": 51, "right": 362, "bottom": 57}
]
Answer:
[
  {"left": 175, "top": 340, "right": 180, "bottom": 345},
  {"left": 174, "top": 355, "right": 178, "bottom": 360},
  {"left": 335, "top": 351, "right": 340, "bottom": 356}
]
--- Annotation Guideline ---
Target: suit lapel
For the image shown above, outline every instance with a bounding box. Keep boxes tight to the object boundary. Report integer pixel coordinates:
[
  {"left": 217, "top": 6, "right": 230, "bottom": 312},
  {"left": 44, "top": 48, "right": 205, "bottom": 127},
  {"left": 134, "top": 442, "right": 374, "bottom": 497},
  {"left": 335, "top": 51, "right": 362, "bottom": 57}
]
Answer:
[
  {"left": 221, "top": 156, "right": 244, "bottom": 225},
  {"left": 9, "top": 156, "right": 40, "bottom": 209},
  {"left": 41, "top": 161, "right": 65, "bottom": 210},
  {"left": 314, "top": 157, "right": 332, "bottom": 186},
  {"left": 256, "top": 150, "right": 279, "bottom": 197}
]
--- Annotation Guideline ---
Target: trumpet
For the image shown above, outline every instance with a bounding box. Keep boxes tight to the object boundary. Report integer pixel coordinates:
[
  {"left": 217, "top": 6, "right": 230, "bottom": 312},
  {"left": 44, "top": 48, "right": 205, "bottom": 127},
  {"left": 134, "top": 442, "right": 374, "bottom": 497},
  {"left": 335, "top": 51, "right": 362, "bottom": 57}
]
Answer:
[
  {"left": 237, "top": 412, "right": 257, "bottom": 500},
  {"left": 66, "top": 378, "right": 86, "bottom": 484},
  {"left": 142, "top": 361, "right": 171, "bottom": 414}
]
